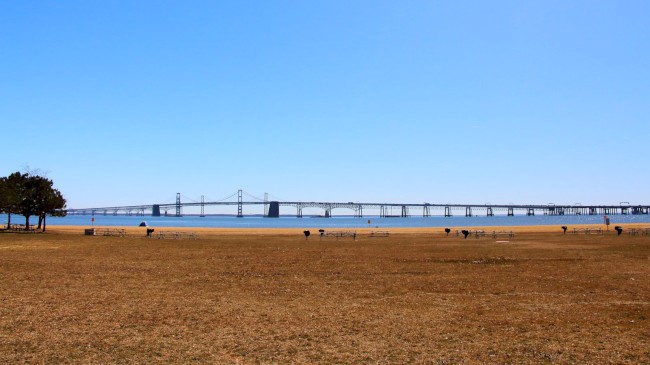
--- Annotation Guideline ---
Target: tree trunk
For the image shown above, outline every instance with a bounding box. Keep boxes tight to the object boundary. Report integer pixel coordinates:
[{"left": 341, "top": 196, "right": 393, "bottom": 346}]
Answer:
[
  {"left": 24, "top": 215, "right": 30, "bottom": 231},
  {"left": 42, "top": 214, "right": 47, "bottom": 232},
  {"left": 6, "top": 213, "right": 11, "bottom": 230},
  {"left": 37, "top": 214, "right": 43, "bottom": 230}
]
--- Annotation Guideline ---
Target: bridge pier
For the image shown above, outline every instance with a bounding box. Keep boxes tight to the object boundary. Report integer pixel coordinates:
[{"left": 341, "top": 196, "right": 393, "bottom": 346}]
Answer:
[
  {"left": 267, "top": 201, "right": 280, "bottom": 218},
  {"left": 423, "top": 205, "right": 430, "bottom": 217},
  {"left": 465, "top": 206, "right": 472, "bottom": 217},
  {"left": 355, "top": 205, "right": 363, "bottom": 218},
  {"left": 507, "top": 207, "right": 514, "bottom": 216},
  {"left": 527, "top": 208, "right": 535, "bottom": 216},
  {"left": 401, "top": 206, "right": 409, "bottom": 218},
  {"left": 487, "top": 207, "right": 493, "bottom": 217},
  {"left": 444, "top": 206, "right": 452, "bottom": 217},
  {"left": 297, "top": 204, "right": 303, "bottom": 218},
  {"left": 152, "top": 204, "right": 161, "bottom": 217}
]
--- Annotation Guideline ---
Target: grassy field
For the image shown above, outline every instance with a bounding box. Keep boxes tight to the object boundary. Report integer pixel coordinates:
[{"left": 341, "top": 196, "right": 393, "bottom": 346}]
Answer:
[{"left": 1, "top": 226, "right": 649, "bottom": 364}]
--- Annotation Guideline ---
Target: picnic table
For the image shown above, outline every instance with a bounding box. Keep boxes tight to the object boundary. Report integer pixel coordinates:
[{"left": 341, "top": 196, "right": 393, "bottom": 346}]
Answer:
[
  {"left": 156, "top": 231, "right": 198, "bottom": 240},
  {"left": 9, "top": 224, "right": 36, "bottom": 233},
  {"left": 369, "top": 230, "right": 390, "bottom": 238},
  {"left": 572, "top": 228, "right": 603, "bottom": 235},
  {"left": 86, "top": 228, "right": 126, "bottom": 237},
  {"left": 320, "top": 230, "right": 357, "bottom": 241}
]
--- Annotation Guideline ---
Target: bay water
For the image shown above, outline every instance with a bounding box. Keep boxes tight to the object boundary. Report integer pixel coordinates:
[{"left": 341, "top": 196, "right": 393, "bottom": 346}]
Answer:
[{"left": 18, "top": 214, "right": 650, "bottom": 229}]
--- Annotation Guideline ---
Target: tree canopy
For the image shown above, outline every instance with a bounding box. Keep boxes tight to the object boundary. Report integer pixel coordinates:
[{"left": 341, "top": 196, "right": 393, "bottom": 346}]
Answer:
[{"left": 0, "top": 171, "right": 67, "bottom": 231}]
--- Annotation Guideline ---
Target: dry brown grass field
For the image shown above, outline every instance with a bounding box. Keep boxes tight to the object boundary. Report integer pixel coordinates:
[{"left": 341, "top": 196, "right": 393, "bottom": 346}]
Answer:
[{"left": 1, "top": 225, "right": 649, "bottom": 364}]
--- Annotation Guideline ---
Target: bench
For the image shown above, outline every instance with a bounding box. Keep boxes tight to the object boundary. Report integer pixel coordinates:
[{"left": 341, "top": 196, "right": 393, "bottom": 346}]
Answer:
[
  {"left": 572, "top": 228, "right": 603, "bottom": 235},
  {"left": 156, "top": 231, "right": 198, "bottom": 240},
  {"left": 369, "top": 230, "right": 390, "bottom": 238}
]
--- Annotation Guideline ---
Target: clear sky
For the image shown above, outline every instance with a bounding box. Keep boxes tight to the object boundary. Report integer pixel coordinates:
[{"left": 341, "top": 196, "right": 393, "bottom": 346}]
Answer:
[{"left": 1, "top": 1, "right": 648, "bottom": 209}]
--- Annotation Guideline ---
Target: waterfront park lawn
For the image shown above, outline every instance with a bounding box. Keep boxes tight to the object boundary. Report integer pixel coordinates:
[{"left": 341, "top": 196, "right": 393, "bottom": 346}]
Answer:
[{"left": 1, "top": 225, "right": 649, "bottom": 364}]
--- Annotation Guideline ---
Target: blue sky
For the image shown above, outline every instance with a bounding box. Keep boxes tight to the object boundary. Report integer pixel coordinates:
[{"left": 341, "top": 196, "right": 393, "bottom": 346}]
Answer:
[{"left": 1, "top": 1, "right": 648, "bottom": 209}]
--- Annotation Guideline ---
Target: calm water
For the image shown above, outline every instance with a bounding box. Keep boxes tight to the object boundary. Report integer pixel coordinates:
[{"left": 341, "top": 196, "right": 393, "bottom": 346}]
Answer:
[{"left": 7, "top": 214, "right": 649, "bottom": 229}]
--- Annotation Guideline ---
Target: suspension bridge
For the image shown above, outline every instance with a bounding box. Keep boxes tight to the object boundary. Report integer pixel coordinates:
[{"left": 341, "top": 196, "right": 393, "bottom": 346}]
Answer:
[{"left": 64, "top": 190, "right": 650, "bottom": 218}]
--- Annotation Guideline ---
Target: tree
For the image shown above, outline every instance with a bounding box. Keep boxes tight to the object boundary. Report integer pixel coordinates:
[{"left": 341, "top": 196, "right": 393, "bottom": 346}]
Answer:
[
  {"left": 37, "top": 183, "right": 66, "bottom": 232},
  {"left": 0, "top": 171, "right": 66, "bottom": 231},
  {"left": 0, "top": 172, "right": 27, "bottom": 230}
]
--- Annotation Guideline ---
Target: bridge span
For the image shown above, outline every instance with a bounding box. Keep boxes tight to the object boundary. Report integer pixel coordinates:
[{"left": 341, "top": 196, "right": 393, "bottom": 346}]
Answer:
[{"left": 65, "top": 191, "right": 649, "bottom": 218}]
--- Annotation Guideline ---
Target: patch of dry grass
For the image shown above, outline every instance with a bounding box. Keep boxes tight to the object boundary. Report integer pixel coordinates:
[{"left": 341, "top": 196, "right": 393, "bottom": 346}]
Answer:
[{"left": 1, "top": 228, "right": 649, "bottom": 363}]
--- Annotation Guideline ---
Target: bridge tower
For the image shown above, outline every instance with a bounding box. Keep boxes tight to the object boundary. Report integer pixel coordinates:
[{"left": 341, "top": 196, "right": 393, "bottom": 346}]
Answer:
[
  {"left": 175, "top": 193, "right": 182, "bottom": 217},
  {"left": 264, "top": 193, "right": 269, "bottom": 216},
  {"left": 200, "top": 195, "right": 205, "bottom": 217},
  {"left": 237, "top": 189, "right": 243, "bottom": 217}
]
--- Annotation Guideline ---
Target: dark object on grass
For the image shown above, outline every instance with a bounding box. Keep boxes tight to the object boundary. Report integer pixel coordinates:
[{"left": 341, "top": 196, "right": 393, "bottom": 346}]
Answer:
[
  {"left": 304, "top": 230, "right": 311, "bottom": 239},
  {"left": 146, "top": 228, "right": 154, "bottom": 237},
  {"left": 445, "top": 228, "right": 451, "bottom": 236},
  {"left": 139, "top": 221, "right": 148, "bottom": 227},
  {"left": 319, "top": 229, "right": 325, "bottom": 237},
  {"left": 614, "top": 226, "right": 623, "bottom": 235},
  {"left": 562, "top": 226, "right": 567, "bottom": 234},
  {"left": 461, "top": 230, "right": 469, "bottom": 239}
]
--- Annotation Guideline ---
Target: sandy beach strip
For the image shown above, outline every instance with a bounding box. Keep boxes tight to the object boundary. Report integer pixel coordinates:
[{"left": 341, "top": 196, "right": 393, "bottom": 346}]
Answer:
[{"left": 44, "top": 222, "right": 649, "bottom": 236}]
